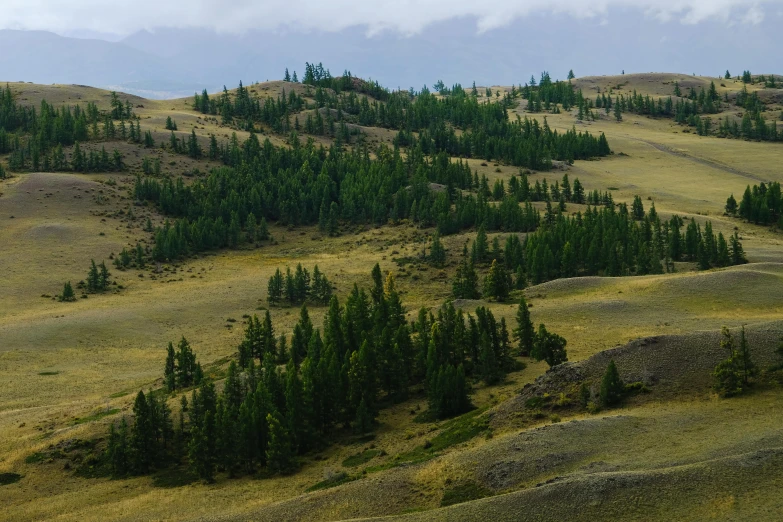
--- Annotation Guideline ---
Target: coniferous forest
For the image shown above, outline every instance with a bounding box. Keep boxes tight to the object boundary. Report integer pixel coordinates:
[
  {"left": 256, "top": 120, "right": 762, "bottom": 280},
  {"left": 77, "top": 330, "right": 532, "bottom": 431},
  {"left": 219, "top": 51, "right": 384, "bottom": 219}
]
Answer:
[{"left": 105, "top": 266, "right": 561, "bottom": 482}]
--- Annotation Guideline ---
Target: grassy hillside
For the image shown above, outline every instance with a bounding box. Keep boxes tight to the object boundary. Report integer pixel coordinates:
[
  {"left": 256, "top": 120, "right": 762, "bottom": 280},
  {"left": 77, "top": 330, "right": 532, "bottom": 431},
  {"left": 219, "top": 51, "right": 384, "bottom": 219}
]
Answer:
[{"left": 1, "top": 73, "right": 782, "bottom": 521}]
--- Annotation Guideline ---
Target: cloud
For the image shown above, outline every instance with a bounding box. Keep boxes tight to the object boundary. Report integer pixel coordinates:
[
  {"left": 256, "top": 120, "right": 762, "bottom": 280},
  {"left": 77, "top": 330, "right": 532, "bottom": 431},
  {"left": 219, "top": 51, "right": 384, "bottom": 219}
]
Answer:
[{"left": 0, "top": 0, "right": 777, "bottom": 36}]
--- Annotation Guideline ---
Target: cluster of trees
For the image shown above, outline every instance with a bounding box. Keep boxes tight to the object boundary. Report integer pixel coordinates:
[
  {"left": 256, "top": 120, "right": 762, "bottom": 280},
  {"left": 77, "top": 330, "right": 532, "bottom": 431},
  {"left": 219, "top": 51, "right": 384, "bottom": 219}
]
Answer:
[
  {"left": 522, "top": 199, "right": 746, "bottom": 284},
  {"left": 0, "top": 86, "right": 136, "bottom": 171},
  {"left": 453, "top": 196, "right": 747, "bottom": 295},
  {"left": 115, "top": 243, "right": 147, "bottom": 270},
  {"left": 728, "top": 182, "right": 783, "bottom": 227},
  {"left": 86, "top": 260, "right": 111, "bottom": 292},
  {"left": 299, "top": 63, "right": 390, "bottom": 100},
  {"left": 449, "top": 224, "right": 522, "bottom": 301},
  {"left": 107, "top": 265, "right": 562, "bottom": 481},
  {"left": 713, "top": 326, "right": 756, "bottom": 397},
  {"left": 395, "top": 106, "right": 610, "bottom": 170},
  {"left": 193, "top": 85, "right": 307, "bottom": 133},
  {"left": 133, "top": 137, "right": 548, "bottom": 259},
  {"left": 594, "top": 82, "right": 780, "bottom": 142},
  {"left": 514, "top": 296, "right": 567, "bottom": 366},
  {"left": 63, "top": 257, "right": 118, "bottom": 302},
  {"left": 62, "top": 143, "right": 124, "bottom": 173},
  {"left": 732, "top": 70, "right": 779, "bottom": 87},
  {"left": 275, "top": 74, "right": 609, "bottom": 170},
  {"left": 523, "top": 72, "right": 580, "bottom": 112},
  {"left": 164, "top": 337, "right": 204, "bottom": 391},
  {"left": 267, "top": 264, "right": 333, "bottom": 306}
]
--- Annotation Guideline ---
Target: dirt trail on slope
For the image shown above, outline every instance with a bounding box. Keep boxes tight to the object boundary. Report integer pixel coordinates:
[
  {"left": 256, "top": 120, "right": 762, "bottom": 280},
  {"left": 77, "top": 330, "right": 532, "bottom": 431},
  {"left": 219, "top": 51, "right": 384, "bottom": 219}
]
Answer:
[{"left": 633, "top": 137, "right": 768, "bottom": 182}]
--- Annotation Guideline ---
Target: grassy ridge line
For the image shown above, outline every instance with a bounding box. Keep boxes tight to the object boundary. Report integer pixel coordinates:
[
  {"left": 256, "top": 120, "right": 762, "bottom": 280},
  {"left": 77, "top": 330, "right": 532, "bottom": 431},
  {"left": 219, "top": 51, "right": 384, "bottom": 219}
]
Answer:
[{"left": 351, "top": 447, "right": 783, "bottom": 522}]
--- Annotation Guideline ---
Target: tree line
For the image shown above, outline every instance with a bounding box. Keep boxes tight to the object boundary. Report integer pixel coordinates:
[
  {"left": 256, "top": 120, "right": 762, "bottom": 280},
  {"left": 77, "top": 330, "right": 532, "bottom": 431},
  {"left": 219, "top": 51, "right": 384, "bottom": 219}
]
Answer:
[
  {"left": 267, "top": 264, "right": 333, "bottom": 306},
  {"left": 450, "top": 196, "right": 747, "bottom": 297},
  {"left": 728, "top": 182, "right": 783, "bottom": 228},
  {"left": 0, "top": 86, "right": 137, "bottom": 171}
]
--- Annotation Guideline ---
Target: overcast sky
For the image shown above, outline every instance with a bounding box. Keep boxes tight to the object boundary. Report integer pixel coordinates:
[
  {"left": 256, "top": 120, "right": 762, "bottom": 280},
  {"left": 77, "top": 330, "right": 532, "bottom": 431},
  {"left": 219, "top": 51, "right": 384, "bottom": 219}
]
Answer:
[{"left": 2, "top": 0, "right": 781, "bottom": 36}]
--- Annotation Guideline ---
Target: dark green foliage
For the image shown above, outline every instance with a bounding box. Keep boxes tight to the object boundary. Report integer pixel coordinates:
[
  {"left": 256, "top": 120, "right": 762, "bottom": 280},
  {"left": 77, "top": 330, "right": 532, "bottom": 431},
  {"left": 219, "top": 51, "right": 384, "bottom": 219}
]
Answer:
[
  {"left": 107, "top": 267, "right": 542, "bottom": 482},
  {"left": 265, "top": 409, "right": 294, "bottom": 474},
  {"left": 714, "top": 326, "right": 756, "bottom": 397},
  {"left": 514, "top": 296, "right": 535, "bottom": 356},
  {"left": 599, "top": 360, "right": 625, "bottom": 407},
  {"left": 452, "top": 255, "right": 480, "bottom": 299},
  {"left": 59, "top": 281, "right": 76, "bottom": 302},
  {"left": 429, "top": 232, "right": 446, "bottom": 267},
  {"left": 0, "top": 86, "right": 135, "bottom": 172},
  {"left": 736, "top": 182, "right": 783, "bottom": 227},
  {"left": 482, "top": 259, "right": 511, "bottom": 302},
  {"left": 0, "top": 472, "right": 22, "bottom": 486},
  {"left": 86, "top": 260, "right": 111, "bottom": 292},
  {"left": 725, "top": 194, "right": 738, "bottom": 215},
  {"left": 160, "top": 337, "right": 201, "bottom": 390},
  {"left": 531, "top": 324, "right": 568, "bottom": 367},
  {"left": 268, "top": 264, "right": 331, "bottom": 307}
]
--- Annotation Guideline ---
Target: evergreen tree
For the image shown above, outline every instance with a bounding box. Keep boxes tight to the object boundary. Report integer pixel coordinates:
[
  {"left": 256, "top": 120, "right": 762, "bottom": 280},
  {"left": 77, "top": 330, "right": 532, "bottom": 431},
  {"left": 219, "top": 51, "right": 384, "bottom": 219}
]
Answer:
[
  {"left": 483, "top": 259, "right": 511, "bottom": 302},
  {"left": 472, "top": 224, "right": 488, "bottom": 262},
  {"left": 268, "top": 268, "right": 283, "bottom": 305},
  {"left": 599, "top": 360, "right": 625, "bottom": 407},
  {"left": 108, "top": 417, "right": 130, "bottom": 476},
  {"left": 713, "top": 327, "right": 744, "bottom": 397},
  {"left": 164, "top": 342, "right": 176, "bottom": 391},
  {"left": 452, "top": 256, "right": 480, "bottom": 299},
  {"left": 531, "top": 324, "right": 568, "bottom": 367},
  {"left": 266, "top": 409, "right": 293, "bottom": 474},
  {"left": 59, "top": 281, "right": 76, "bottom": 302},
  {"left": 729, "top": 232, "right": 747, "bottom": 265},
  {"left": 725, "top": 194, "right": 738, "bottom": 215},
  {"left": 429, "top": 232, "right": 446, "bottom": 267},
  {"left": 514, "top": 296, "right": 535, "bottom": 356}
]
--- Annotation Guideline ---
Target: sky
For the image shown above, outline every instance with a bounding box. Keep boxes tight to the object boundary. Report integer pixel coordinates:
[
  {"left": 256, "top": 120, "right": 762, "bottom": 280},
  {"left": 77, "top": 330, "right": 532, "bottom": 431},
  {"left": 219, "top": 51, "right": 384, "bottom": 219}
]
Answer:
[{"left": 1, "top": 0, "right": 781, "bottom": 37}]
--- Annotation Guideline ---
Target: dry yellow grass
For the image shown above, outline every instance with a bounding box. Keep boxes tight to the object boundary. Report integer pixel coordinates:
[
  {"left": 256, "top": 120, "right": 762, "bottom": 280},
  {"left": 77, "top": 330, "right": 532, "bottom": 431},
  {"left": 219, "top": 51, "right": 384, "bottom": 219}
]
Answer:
[{"left": 1, "top": 75, "right": 782, "bottom": 521}]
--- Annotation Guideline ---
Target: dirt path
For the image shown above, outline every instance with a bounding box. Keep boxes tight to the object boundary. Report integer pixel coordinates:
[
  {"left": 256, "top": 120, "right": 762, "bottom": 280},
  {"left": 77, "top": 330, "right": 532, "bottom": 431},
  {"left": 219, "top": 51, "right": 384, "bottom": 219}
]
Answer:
[{"left": 634, "top": 137, "right": 768, "bottom": 183}]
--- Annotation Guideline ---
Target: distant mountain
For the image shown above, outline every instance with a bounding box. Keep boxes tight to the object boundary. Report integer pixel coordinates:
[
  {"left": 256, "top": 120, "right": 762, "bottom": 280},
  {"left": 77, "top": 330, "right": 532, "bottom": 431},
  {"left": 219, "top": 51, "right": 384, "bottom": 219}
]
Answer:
[
  {"left": 0, "top": 30, "right": 173, "bottom": 92},
  {"left": 1, "top": 12, "right": 779, "bottom": 100}
]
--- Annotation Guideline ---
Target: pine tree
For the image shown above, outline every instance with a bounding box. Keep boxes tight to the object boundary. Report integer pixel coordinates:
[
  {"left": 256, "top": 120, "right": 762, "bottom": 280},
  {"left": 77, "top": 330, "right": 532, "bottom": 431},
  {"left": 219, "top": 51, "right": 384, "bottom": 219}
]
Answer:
[
  {"left": 164, "top": 342, "right": 176, "bottom": 391},
  {"left": 599, "top": 360, "right": 625, "bottom": 407},
  {"left": 130, "top": 391, "right": 155, "bottom": 473},
  {"left": 266, "top": 409, "right": 293, "bottom": 474},
  {"left": 479, "top": 331, "right": 500, "bottom": 384},
  {"left": 60, "top": 281, "right": 76, "bottom": 302},
  {"left": 729, "top": 232, "right": 747, "bottom": 265},
  {"left": 514, "top": 296, "right": 535, "bottom": 356},
  {"left": 736, "top": 326, "right": 756, "bottom": 386},
  {"left": 713, "top": 327, "right": 744, "bottom": 397},
  {"left": 268, "top": 269, "right": 283, "bottom": 305},
  {"left": 472, "top": 224, "right": 488, "bottom": 262},
  {"left": 453, "top": 256, "right": 480, "bottom": 299},
  {"left": 532, "top": 324, "right": 568, "bottom": 367},
  {"left": 725, "top": 194, "right": 738, "bottom": 215},
  {"left": 87, "top": 259, "right": 100, "bottom": 292},
  {"left": 483, "top": 259, "right": 511, "bottom": 302},
  {"left": 108, "top": 417, "right": 130, "bottom": 476},
  {"left": 429, "top": 232, "right": 446, "bottom": 267}
]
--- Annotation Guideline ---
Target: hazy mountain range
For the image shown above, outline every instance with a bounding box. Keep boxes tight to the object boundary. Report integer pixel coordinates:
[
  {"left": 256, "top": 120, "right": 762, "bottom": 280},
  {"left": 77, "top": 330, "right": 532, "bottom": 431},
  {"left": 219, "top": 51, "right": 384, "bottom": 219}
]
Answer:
[{"left": 1, "top": 11, "right": 779, "bottom": 99}]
